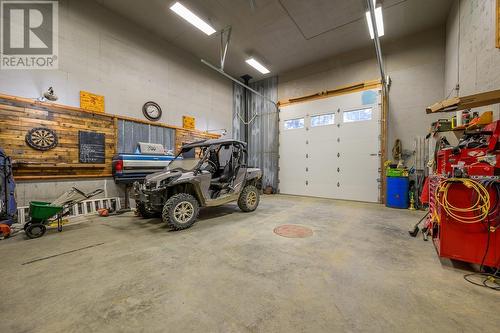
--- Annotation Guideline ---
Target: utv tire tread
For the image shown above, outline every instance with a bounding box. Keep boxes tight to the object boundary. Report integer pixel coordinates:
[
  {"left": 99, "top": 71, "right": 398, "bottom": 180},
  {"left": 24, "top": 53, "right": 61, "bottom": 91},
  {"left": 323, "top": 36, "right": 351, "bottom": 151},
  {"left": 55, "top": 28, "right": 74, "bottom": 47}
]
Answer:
[
  {"left": 163, "top": 193, "right": 199, "bottom": 230},
  {"left": 238, "top": 185, "right": 260, "bottom": 212}
]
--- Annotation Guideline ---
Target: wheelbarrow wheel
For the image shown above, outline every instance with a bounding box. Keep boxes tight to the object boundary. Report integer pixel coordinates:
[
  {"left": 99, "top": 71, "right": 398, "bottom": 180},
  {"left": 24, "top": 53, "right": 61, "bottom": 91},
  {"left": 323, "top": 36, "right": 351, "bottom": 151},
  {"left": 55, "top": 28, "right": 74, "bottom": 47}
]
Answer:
[{"left": 25, "top": 223, "right": 46, "bottom": 239}]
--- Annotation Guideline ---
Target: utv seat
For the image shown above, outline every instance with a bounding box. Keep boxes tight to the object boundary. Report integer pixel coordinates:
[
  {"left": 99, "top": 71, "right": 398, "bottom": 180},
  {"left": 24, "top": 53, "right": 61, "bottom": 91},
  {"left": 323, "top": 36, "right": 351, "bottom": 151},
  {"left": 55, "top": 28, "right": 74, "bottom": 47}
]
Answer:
[{"left": 211, "top": 161, "right": 233, "bottom": 188}]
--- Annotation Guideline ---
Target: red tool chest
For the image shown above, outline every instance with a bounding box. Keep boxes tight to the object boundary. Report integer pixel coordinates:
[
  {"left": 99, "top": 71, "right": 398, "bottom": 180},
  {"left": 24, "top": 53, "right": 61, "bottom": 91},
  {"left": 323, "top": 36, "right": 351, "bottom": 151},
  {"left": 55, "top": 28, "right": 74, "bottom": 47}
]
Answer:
[{"left": 428, "top": 176, "right": 500, "bottom": 268}]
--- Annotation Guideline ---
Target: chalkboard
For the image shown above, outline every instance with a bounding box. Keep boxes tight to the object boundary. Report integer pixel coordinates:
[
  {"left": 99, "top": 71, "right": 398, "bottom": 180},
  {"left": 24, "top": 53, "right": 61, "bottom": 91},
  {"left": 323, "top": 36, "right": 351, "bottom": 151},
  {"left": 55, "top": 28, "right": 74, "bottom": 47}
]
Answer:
[{"left": 79, "top": 131, "right": 105, "bottom": 163}]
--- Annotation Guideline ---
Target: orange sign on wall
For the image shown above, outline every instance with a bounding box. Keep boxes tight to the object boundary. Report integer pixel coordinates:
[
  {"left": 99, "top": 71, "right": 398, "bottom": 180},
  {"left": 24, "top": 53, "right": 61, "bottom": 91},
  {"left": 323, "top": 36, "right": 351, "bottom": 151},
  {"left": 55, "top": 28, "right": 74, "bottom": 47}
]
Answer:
[
  {"left": 80, "top": 91, "right": 105, "bottom": 113},
  {"left": 183, "top": 115, "right": 195, "bottom": 129}
]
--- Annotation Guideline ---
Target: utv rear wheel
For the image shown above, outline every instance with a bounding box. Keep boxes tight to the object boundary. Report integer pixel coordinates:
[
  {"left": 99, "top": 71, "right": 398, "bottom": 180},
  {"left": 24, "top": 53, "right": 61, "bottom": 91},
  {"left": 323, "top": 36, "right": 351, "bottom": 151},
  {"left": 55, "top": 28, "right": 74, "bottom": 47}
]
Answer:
[
  {"left": 136, "top": 202, "right": 158, "bottom": 218},
  {"left": 238, "top": 185, "right": 260, "bottom": 212},
  {"left": 162, "top": 194, "right": 199, "bottom": 230}
]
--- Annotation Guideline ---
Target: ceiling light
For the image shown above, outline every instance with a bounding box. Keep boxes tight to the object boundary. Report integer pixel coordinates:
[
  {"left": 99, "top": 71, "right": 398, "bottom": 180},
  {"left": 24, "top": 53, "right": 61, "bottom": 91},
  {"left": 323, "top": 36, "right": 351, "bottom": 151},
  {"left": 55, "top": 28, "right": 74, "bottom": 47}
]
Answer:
[
  {"left": 170, "top": 2, "right": 216, "bottom": 36},
  {"left": 365, "top": 4, "right": 384, "bottom": 39},
  {"left": 245, "top": 58, "right": 270, "bottom": 74}
]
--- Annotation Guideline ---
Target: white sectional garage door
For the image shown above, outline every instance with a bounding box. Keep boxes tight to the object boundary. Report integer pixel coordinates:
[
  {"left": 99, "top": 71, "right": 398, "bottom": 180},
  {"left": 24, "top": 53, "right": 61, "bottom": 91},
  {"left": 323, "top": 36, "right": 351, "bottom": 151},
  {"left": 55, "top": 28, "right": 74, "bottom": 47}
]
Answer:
[{"left": 278, "top": 89, "right": 381, "bottom": 202}]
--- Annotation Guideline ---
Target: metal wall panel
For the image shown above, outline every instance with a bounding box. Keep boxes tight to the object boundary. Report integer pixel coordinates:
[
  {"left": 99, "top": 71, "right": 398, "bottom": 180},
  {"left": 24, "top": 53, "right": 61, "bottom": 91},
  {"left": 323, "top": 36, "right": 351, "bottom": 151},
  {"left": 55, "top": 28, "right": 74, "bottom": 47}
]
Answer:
[
  {"left": 117, "top": 120, "right": 175, "bottom": 153},
  {"left": 232, "top": 77, "right": 279, "bottom": 190}
]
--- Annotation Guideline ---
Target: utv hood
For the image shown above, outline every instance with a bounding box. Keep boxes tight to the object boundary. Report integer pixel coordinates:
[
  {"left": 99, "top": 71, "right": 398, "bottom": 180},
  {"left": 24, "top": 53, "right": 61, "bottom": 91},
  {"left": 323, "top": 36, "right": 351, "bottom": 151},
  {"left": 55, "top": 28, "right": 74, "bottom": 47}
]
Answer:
[{"left": 144, "top": 169, "right": 182, "bottom": 184}]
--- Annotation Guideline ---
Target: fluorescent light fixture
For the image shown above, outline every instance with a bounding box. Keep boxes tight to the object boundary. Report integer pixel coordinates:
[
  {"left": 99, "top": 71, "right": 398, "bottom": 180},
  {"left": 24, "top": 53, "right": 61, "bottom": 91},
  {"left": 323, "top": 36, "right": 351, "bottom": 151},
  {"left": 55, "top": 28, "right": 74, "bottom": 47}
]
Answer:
[
  {"left": 365, "top": 5, "right": 384, "bottom": 39},
  {"left": 170, "top": 2, "right": 216, "bottom": 35},
  {"left": 245, "top": 58, "right": 270, "bottom": 74}
]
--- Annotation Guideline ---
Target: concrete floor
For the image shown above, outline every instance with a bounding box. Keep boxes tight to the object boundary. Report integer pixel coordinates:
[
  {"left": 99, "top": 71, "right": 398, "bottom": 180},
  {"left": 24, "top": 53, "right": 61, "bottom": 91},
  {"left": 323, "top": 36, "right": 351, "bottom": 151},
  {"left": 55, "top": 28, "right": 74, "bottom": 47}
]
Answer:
[{"left": 0, "top": 195, "right": 498, "bottom": 333}]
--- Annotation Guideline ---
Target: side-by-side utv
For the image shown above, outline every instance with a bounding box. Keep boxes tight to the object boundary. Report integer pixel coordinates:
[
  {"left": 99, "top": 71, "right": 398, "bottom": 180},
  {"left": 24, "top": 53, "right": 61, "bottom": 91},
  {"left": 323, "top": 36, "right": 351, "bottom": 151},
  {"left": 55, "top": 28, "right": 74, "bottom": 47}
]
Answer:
[{"left": 134, "top": 139, "right": 262, "bottom": 230}]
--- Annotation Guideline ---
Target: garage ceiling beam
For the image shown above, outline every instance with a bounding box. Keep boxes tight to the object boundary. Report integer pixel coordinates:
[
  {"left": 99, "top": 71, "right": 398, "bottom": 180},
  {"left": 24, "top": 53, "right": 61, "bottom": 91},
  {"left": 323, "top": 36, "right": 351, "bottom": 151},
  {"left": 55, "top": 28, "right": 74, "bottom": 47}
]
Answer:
[
  {"left": 201, "top": 59, "right": 278, "bottom": 107},
  {"left": 219, "top": 26, "right": 232, "bottom": 71},
  {"left": 367, "top": 0, "right": 387, "bottom": 93}
]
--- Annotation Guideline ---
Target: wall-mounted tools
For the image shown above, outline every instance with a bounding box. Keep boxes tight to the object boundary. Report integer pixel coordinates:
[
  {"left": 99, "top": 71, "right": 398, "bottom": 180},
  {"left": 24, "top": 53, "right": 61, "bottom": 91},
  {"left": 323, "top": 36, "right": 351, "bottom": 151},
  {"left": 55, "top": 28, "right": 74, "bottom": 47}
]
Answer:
[{"left": 436, "top": 120, "right": 500, "bottom": 177}]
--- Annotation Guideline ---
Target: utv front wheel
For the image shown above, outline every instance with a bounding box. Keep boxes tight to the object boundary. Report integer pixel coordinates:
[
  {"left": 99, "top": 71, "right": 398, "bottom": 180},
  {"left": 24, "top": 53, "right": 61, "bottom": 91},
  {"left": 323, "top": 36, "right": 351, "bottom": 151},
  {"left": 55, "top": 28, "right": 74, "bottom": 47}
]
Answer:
[
  {"left": 136, "top": 202, "right": 158, "bottom": 218},
  {"left": 163, "top": 194, "right": 199, "bottom": 230},
  {"left": 238, "top": 185, "right": 260, "bottom": 212}
]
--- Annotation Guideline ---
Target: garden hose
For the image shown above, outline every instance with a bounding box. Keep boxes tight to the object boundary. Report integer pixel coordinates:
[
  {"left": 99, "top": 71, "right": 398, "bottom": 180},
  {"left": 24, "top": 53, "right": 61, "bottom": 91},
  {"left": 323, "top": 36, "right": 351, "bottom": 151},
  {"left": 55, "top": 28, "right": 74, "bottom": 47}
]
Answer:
[{"left": 435, "top": 178, "right": 491, "bottom": 224}]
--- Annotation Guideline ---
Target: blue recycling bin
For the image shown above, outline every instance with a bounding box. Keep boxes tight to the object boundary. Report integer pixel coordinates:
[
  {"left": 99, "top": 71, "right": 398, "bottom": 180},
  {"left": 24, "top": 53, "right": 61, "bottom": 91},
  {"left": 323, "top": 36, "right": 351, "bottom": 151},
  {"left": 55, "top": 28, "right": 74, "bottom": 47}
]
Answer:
[{"left": 386, "top": 176, "right": 409, "bottom": 209}]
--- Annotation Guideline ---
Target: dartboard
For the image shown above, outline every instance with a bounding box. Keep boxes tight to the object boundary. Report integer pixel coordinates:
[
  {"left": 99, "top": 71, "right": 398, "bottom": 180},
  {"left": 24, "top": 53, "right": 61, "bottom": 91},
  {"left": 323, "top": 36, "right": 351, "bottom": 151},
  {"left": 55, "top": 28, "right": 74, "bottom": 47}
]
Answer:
[{"left": 25, "top": 127, "right": 58, "bottom": 151}]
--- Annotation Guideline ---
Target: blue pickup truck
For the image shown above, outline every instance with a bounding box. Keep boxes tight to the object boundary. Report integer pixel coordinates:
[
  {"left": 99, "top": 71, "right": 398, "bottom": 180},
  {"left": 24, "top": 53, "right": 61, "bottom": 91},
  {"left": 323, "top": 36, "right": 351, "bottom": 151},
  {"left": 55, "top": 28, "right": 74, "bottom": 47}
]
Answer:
[{"left": 112, "top": 153, "right": 177, "bottom": 184}]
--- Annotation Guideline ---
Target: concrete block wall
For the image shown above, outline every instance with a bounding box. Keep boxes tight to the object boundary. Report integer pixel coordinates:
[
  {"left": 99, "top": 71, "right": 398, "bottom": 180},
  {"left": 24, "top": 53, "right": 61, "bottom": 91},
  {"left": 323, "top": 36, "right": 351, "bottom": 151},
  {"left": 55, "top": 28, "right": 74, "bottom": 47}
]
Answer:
[
  {"left": 0, "top": 0, "right": 233, "bottom": 206},
  {"left": 15, "top": 178, "right": 122, "bottom": 208},
  {"left": 278, "top": 27, "right": 447, "bottom": 162},
  {"left": 0, "top": 0, "right": 232, "bottom": 132},
  {"left": 445, "top": 0, "right": 500, "bottom": 119}
]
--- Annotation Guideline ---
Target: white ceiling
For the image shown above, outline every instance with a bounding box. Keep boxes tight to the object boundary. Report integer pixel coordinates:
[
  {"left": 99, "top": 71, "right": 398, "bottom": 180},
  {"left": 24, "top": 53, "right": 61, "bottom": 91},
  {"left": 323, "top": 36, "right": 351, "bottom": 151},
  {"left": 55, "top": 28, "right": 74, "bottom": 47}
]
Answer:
[{"left": 98, "top": 0, "right": 453, "bottom": 80}]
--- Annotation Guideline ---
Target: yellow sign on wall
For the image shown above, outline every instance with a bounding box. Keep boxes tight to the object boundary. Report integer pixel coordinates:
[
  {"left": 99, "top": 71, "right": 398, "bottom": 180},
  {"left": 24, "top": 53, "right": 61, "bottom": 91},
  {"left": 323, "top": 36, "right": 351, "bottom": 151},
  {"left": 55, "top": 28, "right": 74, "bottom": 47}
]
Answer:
[
  {"left": 183, "top": 115, "right": 195, "bottom": 129},
  {"left": 80, "top": 91, "right": 105, "bottom": 113}
]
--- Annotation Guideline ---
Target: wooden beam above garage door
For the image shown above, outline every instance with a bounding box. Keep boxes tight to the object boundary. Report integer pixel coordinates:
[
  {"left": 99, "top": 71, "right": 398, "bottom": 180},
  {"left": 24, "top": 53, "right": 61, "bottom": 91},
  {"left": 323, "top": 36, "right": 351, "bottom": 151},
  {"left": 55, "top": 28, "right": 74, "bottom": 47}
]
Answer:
[{"left": 278, "top": 79, "right": 382, "bottom": 107}]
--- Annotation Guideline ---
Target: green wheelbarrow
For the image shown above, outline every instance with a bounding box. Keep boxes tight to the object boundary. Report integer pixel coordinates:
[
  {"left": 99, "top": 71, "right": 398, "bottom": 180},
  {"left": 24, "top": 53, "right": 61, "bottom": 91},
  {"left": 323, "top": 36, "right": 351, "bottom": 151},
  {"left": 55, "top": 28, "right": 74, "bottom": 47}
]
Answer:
[{"left": 24, "top": 187, "right": 103, "bottom": 239}]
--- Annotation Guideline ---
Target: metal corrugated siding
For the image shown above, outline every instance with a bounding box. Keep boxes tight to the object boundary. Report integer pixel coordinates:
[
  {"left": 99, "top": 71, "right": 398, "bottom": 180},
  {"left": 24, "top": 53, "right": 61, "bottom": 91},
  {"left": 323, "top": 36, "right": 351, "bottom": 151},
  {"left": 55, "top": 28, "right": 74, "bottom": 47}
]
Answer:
[
  {"left": 232, "top": 77, "right": 279, "bottom": 190},
  {"left": 117, "top": 120, "right": 175, "bottom": 153}
]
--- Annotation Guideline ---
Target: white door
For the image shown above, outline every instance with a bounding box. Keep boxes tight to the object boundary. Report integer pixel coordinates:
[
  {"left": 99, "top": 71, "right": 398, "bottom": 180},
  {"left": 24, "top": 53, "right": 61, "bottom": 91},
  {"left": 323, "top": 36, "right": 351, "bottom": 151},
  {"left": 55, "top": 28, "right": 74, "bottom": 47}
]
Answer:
[{"left": 278, "top": 89, "right": 381, "bottom": 202}]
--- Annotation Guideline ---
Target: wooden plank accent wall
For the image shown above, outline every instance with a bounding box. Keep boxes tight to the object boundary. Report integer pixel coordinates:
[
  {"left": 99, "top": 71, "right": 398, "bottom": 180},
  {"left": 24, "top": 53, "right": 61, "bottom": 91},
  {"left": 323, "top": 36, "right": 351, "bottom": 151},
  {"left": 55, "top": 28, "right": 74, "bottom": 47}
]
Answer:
[
  {"left": 0, "top": 93, "right": 219, "bottom": 180},
  {"left": 496, "top": 0, "right": 500, "bottom": 48},
  {"left": 175, "top": 128, "right": 219, "bottom": 153},
  {"left": 0, "top": 99, "right": 116, "bottom": 179}
]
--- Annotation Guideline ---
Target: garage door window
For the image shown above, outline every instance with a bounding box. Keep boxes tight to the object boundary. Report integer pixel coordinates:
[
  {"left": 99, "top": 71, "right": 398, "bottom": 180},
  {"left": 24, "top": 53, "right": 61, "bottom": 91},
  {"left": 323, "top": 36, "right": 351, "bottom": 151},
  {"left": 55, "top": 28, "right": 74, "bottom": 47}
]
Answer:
[
  {"left": 284, "top": 118, "right": 304, "bottom": 130},
  {"left": 311, "top": 113, "right": 335, "bottom": 127},
  {"left": 343, "top": 108, "right": 372, "bottom": 123}
]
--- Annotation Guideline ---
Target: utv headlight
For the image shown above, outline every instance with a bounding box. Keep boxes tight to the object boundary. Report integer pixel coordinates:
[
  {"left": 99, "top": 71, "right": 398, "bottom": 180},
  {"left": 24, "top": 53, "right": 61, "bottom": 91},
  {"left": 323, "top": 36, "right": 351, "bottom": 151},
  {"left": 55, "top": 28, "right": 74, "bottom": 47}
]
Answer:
[{"left": 145, "top": 181, "right": 157, "bottom": 190}]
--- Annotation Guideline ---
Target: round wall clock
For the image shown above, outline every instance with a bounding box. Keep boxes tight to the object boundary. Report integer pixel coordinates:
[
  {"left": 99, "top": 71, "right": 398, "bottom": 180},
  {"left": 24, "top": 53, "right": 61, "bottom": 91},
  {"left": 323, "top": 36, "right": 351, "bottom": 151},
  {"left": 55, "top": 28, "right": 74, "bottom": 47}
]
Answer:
[
  {"left": 26, "top": 127, "right": 58, "bottom": 151},
  {"left": 142, "top": 101, "right": 162, "bottom": 121}
]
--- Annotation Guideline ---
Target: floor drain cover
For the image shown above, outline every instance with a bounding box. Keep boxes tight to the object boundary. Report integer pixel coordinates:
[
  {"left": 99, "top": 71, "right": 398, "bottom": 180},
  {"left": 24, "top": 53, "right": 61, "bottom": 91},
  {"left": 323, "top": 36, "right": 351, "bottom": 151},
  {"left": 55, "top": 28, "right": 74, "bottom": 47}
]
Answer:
[{"left": 273, "top": 225, "right": 313, "bottom": 238}]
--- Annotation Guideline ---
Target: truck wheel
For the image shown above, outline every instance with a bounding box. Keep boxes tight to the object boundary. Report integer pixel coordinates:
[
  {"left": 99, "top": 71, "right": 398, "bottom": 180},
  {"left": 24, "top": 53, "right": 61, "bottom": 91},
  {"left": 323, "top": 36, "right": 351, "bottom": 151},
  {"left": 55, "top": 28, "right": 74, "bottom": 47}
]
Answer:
[
  {"left": 25, "top": 223, "right": 46, "bottom": 239},
  {"left": 162, "top": 193, "right": 199, "bottom": 230},
  {"left": 137, "top": 202, "right": 158, "bottom": 218},
  {"left": 238, "top": 185, "right": 260, "bottom": 212}
]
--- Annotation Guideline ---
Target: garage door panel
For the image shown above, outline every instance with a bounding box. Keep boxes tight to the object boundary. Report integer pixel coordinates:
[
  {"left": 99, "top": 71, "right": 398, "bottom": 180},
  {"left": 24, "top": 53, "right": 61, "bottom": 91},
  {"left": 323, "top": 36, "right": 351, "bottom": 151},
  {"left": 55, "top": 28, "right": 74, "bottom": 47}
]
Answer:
[
  {"left": 279, "top": 88, "right": 381, "bottom": 202},
  {"left": 279, "top": 136, "right": 306, "bottom": 195},
  {"left": 336, "top": 153, "right": 379, "bottom": 202},
  {"left": 307, "top": 124, "right": 339, "bottom": 198},
  {"left": 337, "top": 104, "right": 380, "bottom": 202},
  {"left": 279, "top": 107, "right": 307, "bottom": 195}
]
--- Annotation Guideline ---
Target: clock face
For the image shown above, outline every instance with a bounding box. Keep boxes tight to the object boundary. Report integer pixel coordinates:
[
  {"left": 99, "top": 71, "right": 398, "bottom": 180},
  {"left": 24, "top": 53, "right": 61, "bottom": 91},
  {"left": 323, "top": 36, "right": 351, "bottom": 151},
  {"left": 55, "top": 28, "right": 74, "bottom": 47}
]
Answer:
[{"left": 142, "top": 101, "right": 162, "bottom": 121}]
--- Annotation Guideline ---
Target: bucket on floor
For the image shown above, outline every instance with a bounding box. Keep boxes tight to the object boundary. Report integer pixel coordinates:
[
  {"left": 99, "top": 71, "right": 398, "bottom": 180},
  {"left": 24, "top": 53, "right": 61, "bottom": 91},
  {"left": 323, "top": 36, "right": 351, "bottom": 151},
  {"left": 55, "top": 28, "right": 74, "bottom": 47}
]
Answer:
[{"left": 386, "top": 176, "right": 409, "bottom": 209}]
